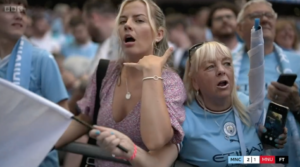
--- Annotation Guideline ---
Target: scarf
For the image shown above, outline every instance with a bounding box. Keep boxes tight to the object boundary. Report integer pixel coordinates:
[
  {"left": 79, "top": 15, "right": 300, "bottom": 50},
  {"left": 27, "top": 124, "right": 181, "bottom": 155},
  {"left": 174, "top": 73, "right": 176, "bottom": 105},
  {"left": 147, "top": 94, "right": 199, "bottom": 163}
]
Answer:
[{"left": 6, "top": 37, "right": 32, "bottom": 89}]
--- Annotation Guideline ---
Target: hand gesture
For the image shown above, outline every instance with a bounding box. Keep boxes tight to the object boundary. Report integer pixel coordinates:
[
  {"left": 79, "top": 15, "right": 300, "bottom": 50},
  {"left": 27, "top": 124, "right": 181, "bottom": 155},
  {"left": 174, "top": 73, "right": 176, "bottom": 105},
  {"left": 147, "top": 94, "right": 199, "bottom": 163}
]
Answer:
[
  {"left": 267, "top": 82, "right": 300, "bottom": 112},
  {"left": 123, "top": 48, "right": 173, "bottom": 74},
  {"left": 258, "top": 125, "right": 287, "bottom": 149},
  {"left": 89, "top": 126, "right": 135, "bottom": 160}
]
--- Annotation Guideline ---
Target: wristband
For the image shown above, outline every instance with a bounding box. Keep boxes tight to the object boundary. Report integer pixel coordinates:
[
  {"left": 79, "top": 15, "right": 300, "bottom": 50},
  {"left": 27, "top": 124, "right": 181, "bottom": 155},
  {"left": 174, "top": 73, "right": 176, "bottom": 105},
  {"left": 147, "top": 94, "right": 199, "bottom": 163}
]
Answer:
[
  {"left": 129, "top": 144, "right": 137, "bottom": 161},
  {"left": 115, "top": 144, "right": 137, "bottom": 161}
]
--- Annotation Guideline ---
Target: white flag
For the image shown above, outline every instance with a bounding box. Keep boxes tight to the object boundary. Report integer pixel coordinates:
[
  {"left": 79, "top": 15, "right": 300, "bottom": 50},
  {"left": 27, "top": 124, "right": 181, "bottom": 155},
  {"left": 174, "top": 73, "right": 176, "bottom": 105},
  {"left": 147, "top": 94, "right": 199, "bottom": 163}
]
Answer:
[{"left": 0, "top": 78, "right": 72, "bottom": 167}]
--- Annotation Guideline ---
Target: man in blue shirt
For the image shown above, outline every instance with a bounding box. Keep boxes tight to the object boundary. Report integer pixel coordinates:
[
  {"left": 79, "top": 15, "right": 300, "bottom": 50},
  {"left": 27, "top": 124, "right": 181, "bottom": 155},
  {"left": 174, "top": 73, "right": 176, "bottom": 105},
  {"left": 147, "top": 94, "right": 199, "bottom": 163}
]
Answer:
[
  {"left": 0, "top": 1, "right": 69, "bottom": 167},
  {"left": 60, "top": 16, "right": 98, "bottom": 59},
  {"left": 234, "top": 0, "right": 300, "bottom": 166}
]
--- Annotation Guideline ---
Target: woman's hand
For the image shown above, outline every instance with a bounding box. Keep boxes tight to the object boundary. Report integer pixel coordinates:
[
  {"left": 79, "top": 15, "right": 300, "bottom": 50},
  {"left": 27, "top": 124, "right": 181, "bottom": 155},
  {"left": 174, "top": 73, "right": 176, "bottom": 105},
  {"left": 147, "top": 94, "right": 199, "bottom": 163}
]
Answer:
[
  {"left": 89, "top": 126, "right": 135, "bottom": 160},
  {"left": 123, "top": 48, "right": 173, "bottom": 75},
  {"left": 258, "top": 125, "right": 288, "bottom": 149}
]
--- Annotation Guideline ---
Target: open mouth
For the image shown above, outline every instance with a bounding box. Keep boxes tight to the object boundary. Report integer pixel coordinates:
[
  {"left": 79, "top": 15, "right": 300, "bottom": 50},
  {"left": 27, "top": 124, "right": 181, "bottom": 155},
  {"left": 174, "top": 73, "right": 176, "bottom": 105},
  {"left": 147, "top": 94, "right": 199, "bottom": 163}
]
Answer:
[
  {"left": 217, "top": 80, "right": 228, "bottom": 87},
  {"left": 261, "top": 25, "right": 271, "bottom": 30},
  {"left": 12, "top": 23, "right": 23, "bottom": 27},
  {"left": 124, "top": 35, "right": 135, "bottom": 43}
]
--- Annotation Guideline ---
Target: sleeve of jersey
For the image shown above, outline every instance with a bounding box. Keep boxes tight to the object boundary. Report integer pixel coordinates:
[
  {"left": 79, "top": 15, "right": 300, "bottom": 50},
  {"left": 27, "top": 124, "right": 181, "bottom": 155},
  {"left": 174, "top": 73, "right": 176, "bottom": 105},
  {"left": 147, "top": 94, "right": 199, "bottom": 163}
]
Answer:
[
  {"left": 247, "top": 26, "right": 265, "bottom": 126},
  {"left": 40, "top": 53, "right": 69, "bottom": 103}
]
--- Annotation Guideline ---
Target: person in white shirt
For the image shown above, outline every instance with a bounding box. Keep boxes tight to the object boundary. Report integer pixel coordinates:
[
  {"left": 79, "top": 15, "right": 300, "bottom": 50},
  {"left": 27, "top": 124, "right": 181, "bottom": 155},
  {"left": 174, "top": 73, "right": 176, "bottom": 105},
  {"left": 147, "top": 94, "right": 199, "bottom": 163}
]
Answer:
[
  {"left": 82, "top": 0, "right": 119, "bottom": 76},
  {"left": 30, "top": 12, "right": 60, "bottom": 54}
]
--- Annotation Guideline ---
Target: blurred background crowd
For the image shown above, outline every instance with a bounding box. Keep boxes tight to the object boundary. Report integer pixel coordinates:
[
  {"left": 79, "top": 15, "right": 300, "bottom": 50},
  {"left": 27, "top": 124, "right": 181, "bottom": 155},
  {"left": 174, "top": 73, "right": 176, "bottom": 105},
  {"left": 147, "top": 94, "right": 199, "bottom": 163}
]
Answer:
[{"left": 24, "top": 0, "right": 300, "bottom": 104}]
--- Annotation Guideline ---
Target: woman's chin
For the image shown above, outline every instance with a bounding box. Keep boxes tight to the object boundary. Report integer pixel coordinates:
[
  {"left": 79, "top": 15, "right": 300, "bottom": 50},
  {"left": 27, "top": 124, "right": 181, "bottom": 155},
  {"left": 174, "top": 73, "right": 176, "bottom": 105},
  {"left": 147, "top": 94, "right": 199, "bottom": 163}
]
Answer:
[{"left": 215, "top": 89, "right": 232, "bottom": 99}]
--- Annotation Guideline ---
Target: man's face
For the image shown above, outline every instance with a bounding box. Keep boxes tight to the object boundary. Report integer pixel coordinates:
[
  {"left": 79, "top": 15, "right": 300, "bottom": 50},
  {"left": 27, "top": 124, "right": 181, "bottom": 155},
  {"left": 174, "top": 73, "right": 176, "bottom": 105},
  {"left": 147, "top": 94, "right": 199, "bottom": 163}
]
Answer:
[
  {"left": 237, "top": 3, "right": 277, "bottom": 45},
  {"left": 72, "top": 24, "right": 89, "bottom": 44},
  {"left": 211, "top": 8, "right": 237, "bottom": 38},
  {"left": 0, "top": 4, "right": 27, "bottom": 40}
]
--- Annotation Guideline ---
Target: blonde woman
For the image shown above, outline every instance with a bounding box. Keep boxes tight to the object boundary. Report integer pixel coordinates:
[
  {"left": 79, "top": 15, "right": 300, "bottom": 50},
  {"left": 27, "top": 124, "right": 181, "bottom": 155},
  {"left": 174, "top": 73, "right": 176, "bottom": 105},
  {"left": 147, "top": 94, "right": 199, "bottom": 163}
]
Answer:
[
  {"left": 54, "top": 0, "right": 186, "bottom": 166},
  {"left": 89, "top": 41, "right": 288, "bottom": 167}
]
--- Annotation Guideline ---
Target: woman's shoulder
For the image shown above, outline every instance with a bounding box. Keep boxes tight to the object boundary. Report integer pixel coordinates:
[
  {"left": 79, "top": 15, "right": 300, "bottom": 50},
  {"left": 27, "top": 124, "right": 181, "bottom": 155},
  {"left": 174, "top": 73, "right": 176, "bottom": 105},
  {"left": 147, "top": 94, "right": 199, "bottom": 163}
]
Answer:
[
  {"left": 162, "top": 67, "right": 181, "bottom": 78},
  {"left": 162, "top": 67, "right": 187, "bottom": 98},
  {"left": 162, "top": 68, "right": 184, "bottom": 86},
  {"left": 182, "top": 102, "right": 206, "bottom": 136},
  {"left": 98, "top": 60, "right": 121, "bottom": 88}
]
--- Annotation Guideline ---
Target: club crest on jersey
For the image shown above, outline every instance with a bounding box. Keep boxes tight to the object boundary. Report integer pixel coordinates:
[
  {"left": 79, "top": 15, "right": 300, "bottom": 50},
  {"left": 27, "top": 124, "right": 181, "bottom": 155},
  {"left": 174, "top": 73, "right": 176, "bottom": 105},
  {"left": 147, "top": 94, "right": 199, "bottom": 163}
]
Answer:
[{"left": 224, "top": 122, "right": 236, "bottom": 137}]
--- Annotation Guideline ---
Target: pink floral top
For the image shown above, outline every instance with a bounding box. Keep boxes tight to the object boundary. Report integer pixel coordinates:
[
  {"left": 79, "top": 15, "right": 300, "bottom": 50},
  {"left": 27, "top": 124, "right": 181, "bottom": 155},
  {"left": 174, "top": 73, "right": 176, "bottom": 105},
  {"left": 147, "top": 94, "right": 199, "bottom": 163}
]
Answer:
[{"left": 77, "top": 61, "right": 186, "bottom": 167}]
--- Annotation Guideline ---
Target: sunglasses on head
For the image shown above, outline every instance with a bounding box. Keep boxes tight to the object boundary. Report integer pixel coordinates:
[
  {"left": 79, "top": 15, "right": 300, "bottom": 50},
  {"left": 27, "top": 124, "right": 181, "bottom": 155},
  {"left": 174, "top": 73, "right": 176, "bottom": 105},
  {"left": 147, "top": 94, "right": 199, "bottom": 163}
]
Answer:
[{"left": 188, "top": 42, "right": 204, "bottom": 60}]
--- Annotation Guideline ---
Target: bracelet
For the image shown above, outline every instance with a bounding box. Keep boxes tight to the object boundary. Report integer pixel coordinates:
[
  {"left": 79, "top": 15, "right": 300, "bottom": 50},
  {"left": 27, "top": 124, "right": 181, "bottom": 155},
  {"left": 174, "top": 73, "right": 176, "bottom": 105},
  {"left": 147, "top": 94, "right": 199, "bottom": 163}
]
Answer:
[
  {"left": 142, "top": 75, "right": 163, "bottom": 81},
  {"left": 129, "top": 144, "right": 137, "bottom": 161},
  {"left": 115, "top": 144, "right": 137, "bottom": 161}
]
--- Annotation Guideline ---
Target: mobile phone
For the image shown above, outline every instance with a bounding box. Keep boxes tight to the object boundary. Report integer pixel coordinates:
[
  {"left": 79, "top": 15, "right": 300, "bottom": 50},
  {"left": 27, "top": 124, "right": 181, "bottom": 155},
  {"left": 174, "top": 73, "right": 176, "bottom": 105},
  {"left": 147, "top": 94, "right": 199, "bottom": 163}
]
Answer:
[
  {"left": 261, "top": 102, "right": 288, "bottom": 147},
  {"left": 277, "top": 74, "right": 297, "bottom": 87}
]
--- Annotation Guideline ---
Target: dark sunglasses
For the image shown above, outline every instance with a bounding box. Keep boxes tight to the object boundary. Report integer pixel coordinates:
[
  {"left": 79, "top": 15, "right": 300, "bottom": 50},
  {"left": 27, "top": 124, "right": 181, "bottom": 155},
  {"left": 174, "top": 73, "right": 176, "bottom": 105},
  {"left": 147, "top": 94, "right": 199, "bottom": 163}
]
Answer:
[{"left": 188, "top": 42, "right": 204, "bottom": 60}]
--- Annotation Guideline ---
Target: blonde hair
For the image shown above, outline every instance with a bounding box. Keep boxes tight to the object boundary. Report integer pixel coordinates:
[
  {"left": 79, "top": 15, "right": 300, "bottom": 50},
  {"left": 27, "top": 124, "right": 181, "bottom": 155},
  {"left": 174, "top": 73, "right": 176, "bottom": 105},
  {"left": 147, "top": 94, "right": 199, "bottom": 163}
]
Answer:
[
  {"left": 114, "top": 0, "right": 169, "bottom": 63},
  {"left": 183, "top": 41, "right": 250, "bottom": 126},
  {"left": 237, "top": 0, "right": 277, "bottom": 23},
  {"left": 275, "top": 18, "right": 299, "bottom": 50}
]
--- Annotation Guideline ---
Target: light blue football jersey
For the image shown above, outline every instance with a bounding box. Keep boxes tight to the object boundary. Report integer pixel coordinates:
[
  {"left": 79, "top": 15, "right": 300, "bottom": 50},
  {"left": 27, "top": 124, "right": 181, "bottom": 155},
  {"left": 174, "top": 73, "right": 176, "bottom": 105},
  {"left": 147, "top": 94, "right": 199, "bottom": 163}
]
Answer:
[{"left": 179, "top": 100, "right": 263, "bottom": 167}]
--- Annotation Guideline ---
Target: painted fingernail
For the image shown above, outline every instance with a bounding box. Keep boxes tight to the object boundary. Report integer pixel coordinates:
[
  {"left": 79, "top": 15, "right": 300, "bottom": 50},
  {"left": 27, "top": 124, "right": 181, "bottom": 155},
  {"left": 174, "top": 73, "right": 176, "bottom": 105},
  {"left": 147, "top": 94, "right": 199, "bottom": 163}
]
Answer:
[
  {"left": 111, "top": 131, "right": 114, "bottom": 135},
  {"left": 275, "top": 139, "right": 279, "bottom": 143},
  {"left": 95, "top": 130, "right": 101, "bottom": 135}
]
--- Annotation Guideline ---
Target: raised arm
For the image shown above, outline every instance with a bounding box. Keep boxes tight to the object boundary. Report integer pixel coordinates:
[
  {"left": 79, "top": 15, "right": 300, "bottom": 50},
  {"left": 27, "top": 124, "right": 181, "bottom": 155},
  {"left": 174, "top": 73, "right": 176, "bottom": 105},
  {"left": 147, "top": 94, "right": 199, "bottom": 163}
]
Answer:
[
  {"left": 124, "top": 48, "right": 186, "bottom": 150},
  {"left": 247, "top": 20, "right": 265, "bottom": 126}
]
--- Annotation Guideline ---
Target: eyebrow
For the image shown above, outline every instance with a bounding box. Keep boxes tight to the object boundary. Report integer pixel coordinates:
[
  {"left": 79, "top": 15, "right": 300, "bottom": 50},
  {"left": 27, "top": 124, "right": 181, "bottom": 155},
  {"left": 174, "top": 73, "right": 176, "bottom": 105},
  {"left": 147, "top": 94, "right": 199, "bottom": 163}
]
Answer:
[
  {"left": 222, "top": 57, "right": 231, "bottom": 61},
  {"left": 204, "top": 57, "right": 231, "bottom": 64},
  {"left": 119, "top": 14, "right": 146, "bottom": 19}
]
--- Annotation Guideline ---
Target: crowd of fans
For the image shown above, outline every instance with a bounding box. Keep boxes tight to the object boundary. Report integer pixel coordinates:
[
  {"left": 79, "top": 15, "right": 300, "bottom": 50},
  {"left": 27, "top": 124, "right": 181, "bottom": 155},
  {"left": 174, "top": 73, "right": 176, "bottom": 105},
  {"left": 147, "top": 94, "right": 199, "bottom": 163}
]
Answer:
[{"left": 24, "top": 0, "right": 300, "bottom": 102}]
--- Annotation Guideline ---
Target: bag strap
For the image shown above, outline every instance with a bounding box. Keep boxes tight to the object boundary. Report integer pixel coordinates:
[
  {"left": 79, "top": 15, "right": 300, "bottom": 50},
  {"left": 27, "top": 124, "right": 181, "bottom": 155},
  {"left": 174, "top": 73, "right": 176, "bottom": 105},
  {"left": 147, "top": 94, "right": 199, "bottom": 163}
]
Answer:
[
  {"left": 80, "top": 59, "right": 110, "bottom": 167},
  {"left": 93, "top": 59, "right": 110, "bottom": 125}
]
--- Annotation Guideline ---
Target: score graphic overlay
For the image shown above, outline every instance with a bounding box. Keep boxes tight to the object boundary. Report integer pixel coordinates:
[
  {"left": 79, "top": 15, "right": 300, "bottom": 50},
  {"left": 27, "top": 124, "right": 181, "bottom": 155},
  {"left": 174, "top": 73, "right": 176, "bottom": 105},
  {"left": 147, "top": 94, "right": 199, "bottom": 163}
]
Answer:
[
  {"left": 260, "top": 156, "right": 275, "bottom": 164},
  {"left": 275, "top": 156, "right": 289, "bottom": 164},
  {"left": 228, "top": 156, "right": 244, "bottom": 164},
  {"left": 228, "top": 156, "right": 288, "bottom": 164},
  {"left": 244, "top": 156, "right": 260, "bottom": 164}
]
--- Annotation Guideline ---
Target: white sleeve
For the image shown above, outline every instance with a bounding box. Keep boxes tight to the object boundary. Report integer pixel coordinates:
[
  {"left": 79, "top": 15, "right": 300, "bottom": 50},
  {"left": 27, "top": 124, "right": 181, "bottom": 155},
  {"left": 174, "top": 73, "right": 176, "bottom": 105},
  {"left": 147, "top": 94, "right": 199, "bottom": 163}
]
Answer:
[{"left": 247, "top": 27, "right": 265, "bottom": 126}]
